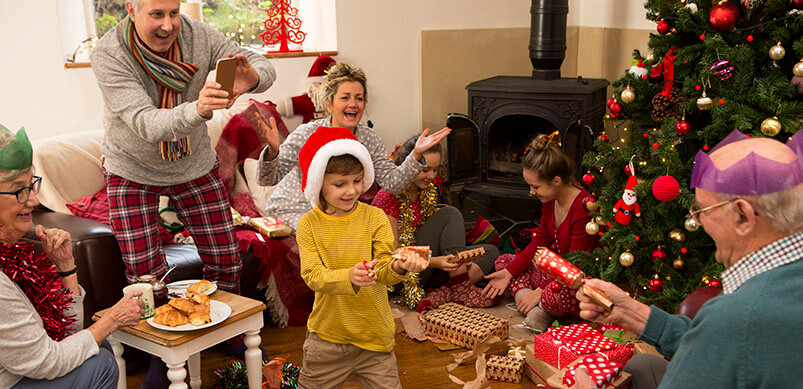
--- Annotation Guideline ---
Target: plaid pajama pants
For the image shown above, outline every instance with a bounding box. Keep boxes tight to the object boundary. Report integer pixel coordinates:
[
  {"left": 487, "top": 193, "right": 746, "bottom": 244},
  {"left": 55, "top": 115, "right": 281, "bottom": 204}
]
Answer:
[
  {"left": 103, "top": 161, "right": 241, "bottom": 293},
  {"left": 495, "top": 254, "right": 580, "bottom": 317}
]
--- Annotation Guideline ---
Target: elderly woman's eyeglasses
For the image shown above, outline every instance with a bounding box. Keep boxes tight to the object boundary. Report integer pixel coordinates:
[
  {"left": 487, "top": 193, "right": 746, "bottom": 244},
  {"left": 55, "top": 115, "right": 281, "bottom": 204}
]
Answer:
[
  {"left": 688, "top": 199, "right": 736, "bottom": 224},
  {"left": 0, "top": 176, "right": 42, "bottom": 204}
]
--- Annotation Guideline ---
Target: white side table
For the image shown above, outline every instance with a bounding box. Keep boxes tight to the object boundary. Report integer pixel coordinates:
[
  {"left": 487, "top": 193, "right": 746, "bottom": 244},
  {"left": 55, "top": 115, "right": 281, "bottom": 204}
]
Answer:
[{"left": 94, "top": 290, "right": 266, "bottom": 389}]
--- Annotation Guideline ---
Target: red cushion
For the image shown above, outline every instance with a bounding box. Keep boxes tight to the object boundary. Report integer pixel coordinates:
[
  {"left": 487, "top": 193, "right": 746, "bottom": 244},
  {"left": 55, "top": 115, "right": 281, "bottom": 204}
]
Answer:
[
  {"left": 677, "top": 287, "right": 722, "bottom": 319},
  {"left": 66, "top": 187, "right": 110, "bottom": 225}
]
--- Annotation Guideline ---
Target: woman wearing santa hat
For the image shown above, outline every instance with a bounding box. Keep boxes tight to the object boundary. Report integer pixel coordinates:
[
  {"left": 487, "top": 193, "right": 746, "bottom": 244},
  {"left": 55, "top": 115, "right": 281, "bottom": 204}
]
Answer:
[{"left": 254, "top": 61, "right": 450, "bottom": 231}]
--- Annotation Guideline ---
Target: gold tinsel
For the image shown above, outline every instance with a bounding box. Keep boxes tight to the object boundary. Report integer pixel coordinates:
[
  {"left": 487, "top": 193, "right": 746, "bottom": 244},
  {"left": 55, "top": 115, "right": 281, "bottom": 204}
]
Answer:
[{"left": 395, "top": 183, "right": 438, "bottom": 309}]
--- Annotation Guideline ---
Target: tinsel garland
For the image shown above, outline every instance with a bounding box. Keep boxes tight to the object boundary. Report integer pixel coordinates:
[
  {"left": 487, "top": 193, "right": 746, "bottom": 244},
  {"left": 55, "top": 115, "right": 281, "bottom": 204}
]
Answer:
[
  {"left": 213, "top": 359, "right": 299, "bottom": 389},
  {"left": 0, "top": 241, "right": 75, "bottom": 341},
  {"left": 396, "top": 184, "right": 438, "bottom": 309}
]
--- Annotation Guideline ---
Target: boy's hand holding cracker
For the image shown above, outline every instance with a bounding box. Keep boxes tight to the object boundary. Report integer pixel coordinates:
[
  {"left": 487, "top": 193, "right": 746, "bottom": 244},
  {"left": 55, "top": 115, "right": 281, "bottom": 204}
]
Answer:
[
  {"left": 391, "top": 246, "right": 430, "bottom": 274},
  {"left": 350, "top": 260, "right": 378, "bottom": 287}
]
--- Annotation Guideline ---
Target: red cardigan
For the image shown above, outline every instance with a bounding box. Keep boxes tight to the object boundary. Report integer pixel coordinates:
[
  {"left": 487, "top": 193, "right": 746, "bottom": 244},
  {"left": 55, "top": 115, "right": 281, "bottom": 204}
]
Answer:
[{"left": 505, "top": 188, "right": 599, "bottom": 277}]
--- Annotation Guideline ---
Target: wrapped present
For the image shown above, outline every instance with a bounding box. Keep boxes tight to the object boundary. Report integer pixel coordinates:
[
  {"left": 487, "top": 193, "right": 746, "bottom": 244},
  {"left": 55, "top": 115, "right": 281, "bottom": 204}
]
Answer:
[
  {"left": 631, "top": 341, "right": 663, "bottom": 358},
  {"left": 564, "top": 333, "right": 620, "bottom": 354},
  {"left": 420, "top": 303, "right": 508, "bottom": 348},
  {"left": 562, "top": 356, "right": 623, "bottom": 388},
  {"left": 596, "top": 324, "right": 627, "bottom": 333},
  {"left": 547, "top": 323, "right": 597, "bottom": 342},
  {"left": 602, "top": 328, "right": 638, "bottom": 345},
  {"left": 449, "top": 247, "right": 486, "bottom": 265},
  {"left": 524, "top": 344, "right": 561, "bottom": 386},
  {"left": 485, "top": 355, "right": 524, "bottom": 383},
  {"left": 507, "top": 345, "right": 526, "bottom": 360},
  {"left": 532, "top": 332, "right": 580, "bottom": 369},
  {"left": 250, "top": 217, "right": 292, "bottom": 238},
  {"left": 231, "top": 207, "right": 249, "bottom": 227}
]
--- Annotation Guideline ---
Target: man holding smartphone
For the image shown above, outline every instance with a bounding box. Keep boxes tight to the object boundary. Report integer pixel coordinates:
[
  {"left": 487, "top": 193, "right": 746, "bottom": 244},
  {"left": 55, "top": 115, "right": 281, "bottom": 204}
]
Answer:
[{"left": 91, "top": 0, "right": 274, "bottom": 383}]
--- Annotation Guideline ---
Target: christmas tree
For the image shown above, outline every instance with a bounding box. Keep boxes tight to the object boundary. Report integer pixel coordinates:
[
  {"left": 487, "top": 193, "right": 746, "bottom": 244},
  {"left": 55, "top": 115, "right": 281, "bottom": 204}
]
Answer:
[{"left": 564, "top": 0, "right": 803, "bottom": 309}]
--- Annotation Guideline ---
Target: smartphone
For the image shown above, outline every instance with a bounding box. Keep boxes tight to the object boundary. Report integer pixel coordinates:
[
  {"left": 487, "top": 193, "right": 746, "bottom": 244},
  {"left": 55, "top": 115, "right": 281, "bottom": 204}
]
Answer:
[{"left": 215, "top": 57, "right": 237, "bottom": 101}]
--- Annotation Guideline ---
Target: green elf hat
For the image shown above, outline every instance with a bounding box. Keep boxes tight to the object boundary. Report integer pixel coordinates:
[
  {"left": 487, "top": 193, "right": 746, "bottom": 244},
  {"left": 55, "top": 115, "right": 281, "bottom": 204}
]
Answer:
[{"left": 0, "top": 124, "right": 33, "bottom": 170}]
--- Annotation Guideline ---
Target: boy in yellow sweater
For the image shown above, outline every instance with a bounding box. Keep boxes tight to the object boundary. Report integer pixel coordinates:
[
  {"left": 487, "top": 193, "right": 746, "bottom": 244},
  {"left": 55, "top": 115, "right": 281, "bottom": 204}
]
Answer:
[{"left": 295, "top": 127, "right": 428, "bottom": 388}]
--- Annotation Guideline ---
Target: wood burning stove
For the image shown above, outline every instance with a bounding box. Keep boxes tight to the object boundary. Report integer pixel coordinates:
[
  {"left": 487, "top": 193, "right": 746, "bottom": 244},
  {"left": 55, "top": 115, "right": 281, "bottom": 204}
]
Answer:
[{"left": 446, "top": 0, "right": 608, "bottom": 203}]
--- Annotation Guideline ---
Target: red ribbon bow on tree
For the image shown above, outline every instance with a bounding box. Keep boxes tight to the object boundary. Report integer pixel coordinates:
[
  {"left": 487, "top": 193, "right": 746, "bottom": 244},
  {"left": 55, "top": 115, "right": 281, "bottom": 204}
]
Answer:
[{"left": 650, "top": 46, "right": 679, "bottom": 97}]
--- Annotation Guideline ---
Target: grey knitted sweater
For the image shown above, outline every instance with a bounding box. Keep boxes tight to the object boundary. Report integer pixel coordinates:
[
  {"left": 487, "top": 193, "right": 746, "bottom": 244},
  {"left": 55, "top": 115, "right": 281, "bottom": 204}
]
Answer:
[{"left": 91, "top": 16, "right": 275, "bottom": 185}]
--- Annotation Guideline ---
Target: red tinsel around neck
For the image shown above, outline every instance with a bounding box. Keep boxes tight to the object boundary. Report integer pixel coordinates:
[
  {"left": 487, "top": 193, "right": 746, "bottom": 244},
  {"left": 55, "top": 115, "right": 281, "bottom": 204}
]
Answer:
[{"left": 1, "top": 241, "right": 75, "bottom": 341}]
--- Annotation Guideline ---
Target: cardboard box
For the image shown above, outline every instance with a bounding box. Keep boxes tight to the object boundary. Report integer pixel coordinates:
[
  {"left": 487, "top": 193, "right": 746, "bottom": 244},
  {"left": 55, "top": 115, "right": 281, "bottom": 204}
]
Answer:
[
  {"left": 486, "top": 355, "right": 524, "bottom": 383},
  {"left": 420, "top": 303, "right": 508, "bottom": 348},
  {"left": 526, "top": 344, "right": 633, "bottom": 388}
]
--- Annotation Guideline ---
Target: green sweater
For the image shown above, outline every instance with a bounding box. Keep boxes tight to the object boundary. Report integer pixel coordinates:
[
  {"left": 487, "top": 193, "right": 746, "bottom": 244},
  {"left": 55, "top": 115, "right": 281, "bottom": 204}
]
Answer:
[{"left": 640, "top": 257, "right": 803, "bottom": 388}]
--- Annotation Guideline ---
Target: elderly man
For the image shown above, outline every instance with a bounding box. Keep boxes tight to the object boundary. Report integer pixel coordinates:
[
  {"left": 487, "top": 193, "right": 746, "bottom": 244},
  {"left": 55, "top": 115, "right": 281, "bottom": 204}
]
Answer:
[
  {"left": 573, "top": 130, "right": 803, "bottom": 389},
  {"left": 91, "top": 0, "right": 274, "bottom": 385}
]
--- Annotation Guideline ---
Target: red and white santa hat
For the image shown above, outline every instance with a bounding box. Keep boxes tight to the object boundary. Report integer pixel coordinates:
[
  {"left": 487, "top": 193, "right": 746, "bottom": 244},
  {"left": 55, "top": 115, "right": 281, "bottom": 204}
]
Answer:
[
  {"left": 624, "top": 174, "right": 638, "bottom": 193},
  {"left": 299, "top": 126, "right": 374, "bottom": 207},
  {"left": 307, "top": 54, "right": 336, "bottom": 83}
]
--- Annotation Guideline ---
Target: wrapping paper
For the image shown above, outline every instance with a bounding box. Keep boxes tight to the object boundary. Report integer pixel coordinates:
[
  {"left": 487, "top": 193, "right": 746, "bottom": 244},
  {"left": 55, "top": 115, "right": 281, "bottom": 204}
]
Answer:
[
  {"left": 524, "top": 343, "right": 562, "bottom": 386},
  {"left": 533, "top": 247, "right": 585, "bottom": 288},
  {"left": 547, "top": 323, "right": 597, "bottom": 342},
  {"left": 562, "top": 356, "right": 623, "bottom": 388},
  {"left": 250, "top": 217, "right": 292, "bottom": 238},
  {"left": 564, "top": 333, "right": 620, "bottom": 354},
  {"left": 449, "top": 247, "right": 486, "bottom": 265},
  {"left": 507, "top": 346, "right": 526, "bottom": 360},
  {"left": 485, "top": 355, "right": 524, "bottom": 383},
  {"left": 420, "top": 303, "right": 509, "bottom": 348},
  {"left": 533, "top": 330, "right": 633, "bottom": 369}
]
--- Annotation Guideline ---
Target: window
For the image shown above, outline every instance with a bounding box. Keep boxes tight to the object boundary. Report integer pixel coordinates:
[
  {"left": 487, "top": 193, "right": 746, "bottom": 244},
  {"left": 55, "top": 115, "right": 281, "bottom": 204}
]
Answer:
[{"left": 58, "top": 0, "right": 336, "bottom": 63}]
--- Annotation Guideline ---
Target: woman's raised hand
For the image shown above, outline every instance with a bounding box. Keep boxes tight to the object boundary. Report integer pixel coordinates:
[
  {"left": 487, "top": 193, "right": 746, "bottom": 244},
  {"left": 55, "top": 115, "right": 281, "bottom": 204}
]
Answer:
[
  {"left": 256, "top": 113, "right": 281, "bottom": 160},
  {"left": 482, "top": 269, "right": 513, "bottom": 299},
  {"left": 413, "top": 127, "right": 451, "bottom": 160},
  {"left": 35, "top": 225, "right": 73, "bottom": 271}
]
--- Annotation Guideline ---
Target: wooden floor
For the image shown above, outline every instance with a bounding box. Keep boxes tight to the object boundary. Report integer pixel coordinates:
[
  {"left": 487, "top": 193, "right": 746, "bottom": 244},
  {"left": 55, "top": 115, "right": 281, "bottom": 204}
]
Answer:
[{"left": 122, "top": 312, "right": 537, "bottom": 388}]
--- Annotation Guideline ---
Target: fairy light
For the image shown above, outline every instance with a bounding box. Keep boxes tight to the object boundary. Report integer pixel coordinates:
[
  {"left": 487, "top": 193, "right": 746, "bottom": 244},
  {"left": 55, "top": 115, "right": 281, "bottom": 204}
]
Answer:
[{"left": 240, "top": 23, "right": 245, "bottom": 28}]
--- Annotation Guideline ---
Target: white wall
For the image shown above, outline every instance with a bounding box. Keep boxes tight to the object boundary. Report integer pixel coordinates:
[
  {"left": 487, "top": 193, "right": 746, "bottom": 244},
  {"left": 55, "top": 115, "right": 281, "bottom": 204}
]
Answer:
[
  {"left": 568, "top": 0, "right": 655, "bottom": 30},
  {"left": 0, "top": 0, "right": 651, "bottom": 148}
]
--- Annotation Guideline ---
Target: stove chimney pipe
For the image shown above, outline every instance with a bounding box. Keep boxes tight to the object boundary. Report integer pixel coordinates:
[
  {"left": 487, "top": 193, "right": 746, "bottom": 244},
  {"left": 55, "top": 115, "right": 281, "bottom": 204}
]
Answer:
[{"left": 529, "top": 0, "right": 568, "bottom": 80}]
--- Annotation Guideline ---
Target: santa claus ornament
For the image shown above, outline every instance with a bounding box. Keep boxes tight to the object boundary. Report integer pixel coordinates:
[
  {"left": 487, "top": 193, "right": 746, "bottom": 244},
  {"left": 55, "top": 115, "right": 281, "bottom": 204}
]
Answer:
[
  {"left": 275, "top": 54, "right": 337, "bottom": 123},
  {"left": 613, "top": 167, "right": 641, "bottom": 226}
]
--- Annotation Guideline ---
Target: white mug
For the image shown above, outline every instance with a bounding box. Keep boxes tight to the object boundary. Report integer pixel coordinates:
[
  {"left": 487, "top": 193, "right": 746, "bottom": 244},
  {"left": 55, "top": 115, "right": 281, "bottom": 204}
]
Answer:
[{"left": 123, "top": 283, "right": 154, "bottom": 320}]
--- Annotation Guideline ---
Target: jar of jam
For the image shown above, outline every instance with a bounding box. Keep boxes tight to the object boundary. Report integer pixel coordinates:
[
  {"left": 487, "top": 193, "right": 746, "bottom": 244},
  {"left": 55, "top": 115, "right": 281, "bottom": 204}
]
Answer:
[{"left": 137, "top": 274, "right": 168, "bottom": 307}]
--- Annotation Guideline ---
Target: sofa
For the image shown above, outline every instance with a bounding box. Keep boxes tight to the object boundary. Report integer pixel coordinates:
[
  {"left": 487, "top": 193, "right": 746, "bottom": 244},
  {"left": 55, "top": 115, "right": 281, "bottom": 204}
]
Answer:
[{"left": 21, "top": 99, "right": 304, "bottom": 325}]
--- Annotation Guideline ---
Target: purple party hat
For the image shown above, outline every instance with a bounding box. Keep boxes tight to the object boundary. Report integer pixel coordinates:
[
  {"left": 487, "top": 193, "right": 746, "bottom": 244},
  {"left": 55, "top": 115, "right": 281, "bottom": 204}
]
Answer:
[{"left": 690, "top": 130, "right": 803, "bottom": 196}]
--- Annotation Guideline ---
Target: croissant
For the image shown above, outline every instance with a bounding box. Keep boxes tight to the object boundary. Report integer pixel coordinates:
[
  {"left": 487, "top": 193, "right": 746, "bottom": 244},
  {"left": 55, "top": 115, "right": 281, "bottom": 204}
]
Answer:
[
  {"left": 187, "top": 280, "right": 214, "bottom": 294},
  {"left": 153, "top": 308, "right": 189, "bottom": 327},
  {"left": 192, "top": 303, "right": 210, "bottom": 315},
  {"left": 154, "top": 304, "right": 174, "bottom": 316},
  {"left": 188, "top": 312, "right": 212, "bottom": 326},
  {"left": 168, "top": 298, "right": 196, "bottom": 316},
  {"left": 185, "top": 292, "right": 210, "bottom": 307}
]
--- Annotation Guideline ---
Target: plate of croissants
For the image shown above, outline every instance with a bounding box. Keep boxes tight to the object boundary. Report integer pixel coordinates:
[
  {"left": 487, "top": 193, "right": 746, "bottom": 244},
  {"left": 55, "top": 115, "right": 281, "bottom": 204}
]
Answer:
[
  {"left": 147, "top": 292, "right": 231, "bottom": 331},
  {"left": 166, "top": 279, "right": 217, "bottom": 296}
]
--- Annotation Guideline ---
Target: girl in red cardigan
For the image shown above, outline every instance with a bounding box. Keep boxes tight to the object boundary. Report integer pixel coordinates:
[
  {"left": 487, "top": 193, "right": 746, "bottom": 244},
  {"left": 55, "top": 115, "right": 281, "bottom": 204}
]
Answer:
[{"left": 482, "top": 133, "right": 599, "bottom": 331}]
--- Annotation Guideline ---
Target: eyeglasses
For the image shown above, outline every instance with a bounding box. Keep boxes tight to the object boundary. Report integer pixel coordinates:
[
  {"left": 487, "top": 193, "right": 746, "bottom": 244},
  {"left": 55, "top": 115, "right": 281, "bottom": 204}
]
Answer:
[
  {"left": 688, "top": 199, "right": 736, "bottom": 224},
  {"left": 0, "top": 176, "right": 42, "bottom": 204}
]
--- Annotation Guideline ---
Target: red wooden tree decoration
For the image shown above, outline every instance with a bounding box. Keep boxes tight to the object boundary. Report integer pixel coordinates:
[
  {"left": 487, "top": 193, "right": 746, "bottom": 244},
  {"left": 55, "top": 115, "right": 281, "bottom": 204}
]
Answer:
[{"left": 261, "top": 0, "right": 306, "bottom": 53}]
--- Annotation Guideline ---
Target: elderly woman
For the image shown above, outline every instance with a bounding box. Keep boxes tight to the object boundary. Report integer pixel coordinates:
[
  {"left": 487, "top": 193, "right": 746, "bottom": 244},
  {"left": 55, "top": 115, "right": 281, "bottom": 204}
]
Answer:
[
  {"left": 254, "top": 61, "right": 450, "bottom": 231},
  {"left": 0, "top": 126, "right": 144, "bottom": 389}
]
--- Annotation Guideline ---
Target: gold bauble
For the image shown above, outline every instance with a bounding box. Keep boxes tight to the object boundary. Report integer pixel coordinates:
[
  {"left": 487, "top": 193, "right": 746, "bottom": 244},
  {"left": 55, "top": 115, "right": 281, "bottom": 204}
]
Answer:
[
  {"left": 696, "top": 92, "right": 713, "bottom": 110},
  {"left": 761, "top": 116, "right": 781, "bottom": 136},
  {"left": 669, "top": 228, "right": 686, "bottom": 242},
  {"left": 619, "top": 251, "right": 635, "bottom": 267},
  {"left": 684, "top": 217, "right": 700, "bottom": 232},
  {"left": 595, "top": 216, "right": 605, "bottom": 225},
  {"left": 794, "top": 60, "right": 803, "bottom": 78},
  {"left": 646, "top": 53, "right": 655, "bottom": 63},
  {"left": 769, "top": 42, "right": 786, "bottom": 61},
  {"left": 673, "top": 257, "right": 685, "bottom": 270},
  {"left": 621, "top": 87, "right": 636, "bottom": 104},
  {"left": 585, "top": 221, "right": 600, "bottom": 235},
  {"left": 586, "top": 200, "right": 600, "bottom": 212}
]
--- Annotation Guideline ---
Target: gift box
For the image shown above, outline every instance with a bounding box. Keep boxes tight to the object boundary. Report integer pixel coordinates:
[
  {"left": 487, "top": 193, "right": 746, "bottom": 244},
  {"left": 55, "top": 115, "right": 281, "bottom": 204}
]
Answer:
[
  {"left": 525, "top": 343, "right": 561, "bottom": 386},
  {"left": 631, "top": 341, "right": 663, "bottom": 358},
  {"left": 485, "top": 355, "right": 524, "bottom": 383},
  {"left": 562, "top": 356, "right": 622, "bottom": 388},
  {"left": 564, "top": 333, "right": 620, "bottom": 354},
  {"left": 250, "top": 216, "right": 292, "bottom": 238},
  {"left": 420, "top": 303, "right": 508, "bottom": 348},
  {"left": 532, "top": 332, "right": 580, "bottom": 369},
  {"left": 548, "top": 323, "right": 597, "bottom": 342},
  {"left": 507, "top": 345, "right": 526, "bottom": 360},
  {"left": 533, "top": 330, "right": 633, "bottom": 369}
]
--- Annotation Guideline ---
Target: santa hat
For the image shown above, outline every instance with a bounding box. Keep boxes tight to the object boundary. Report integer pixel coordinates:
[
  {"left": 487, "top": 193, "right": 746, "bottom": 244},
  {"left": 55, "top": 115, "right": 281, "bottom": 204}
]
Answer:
[
  {"left": 624, "top": 175, "right": 638, "bottom": 193},
  {"left": 299, "top": 126, "right": 374, "bottom": 207},
  {"left": 307, "top": 54, "right": 336, "bottom": 83}
]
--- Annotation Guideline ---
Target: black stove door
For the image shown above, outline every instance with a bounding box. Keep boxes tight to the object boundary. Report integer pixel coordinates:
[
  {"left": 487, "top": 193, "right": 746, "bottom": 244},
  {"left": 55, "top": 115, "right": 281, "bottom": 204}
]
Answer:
[{"left": 446, "top": 113, "right": 480, "bottom": 185}]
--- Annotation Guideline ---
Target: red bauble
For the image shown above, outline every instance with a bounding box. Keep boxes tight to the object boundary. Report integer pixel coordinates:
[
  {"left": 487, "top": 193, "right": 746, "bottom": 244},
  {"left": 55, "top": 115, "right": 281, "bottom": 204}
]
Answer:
[
  {"left": 676, "top": 120, "right": 691, "bottom": 135},
  {"left": 624, "top": 164, "right": 633, "bottom": 176},
  {"left": 607, "top": 97, "right": 616, "bottom": 108},
  {"left": 709, "top": 0, "right": 740, "bottom": 31},
  {"left": 598, "top": 133, "right": 610, "bottom": 143},
  {"left": 652, "top": 249, "right": 667, "bottom": 262},
  {"left": 649, "top": 278, "right": 664, "bottom": 292},
  {"left": 610, "top": 103, "right": 623, "bottom": 115},
  {"left": 792, "top": 0, "right": 803, "bottom": 10},
  {"left": 583, "top": 195, "right": 599, "bottom": 212},
  {"left": 708, "top": 279, "right": 722, "bottom": 288},
  {"left": 550, "top": 281, "right": 562, "bottom": 293},
  {"left": 656, "top": 20, "right": 671, "bottom": 35},
  {"left": 582, "top": 173, "right": 596, "bottom": 187},
  {"left": 653, "top": 175, "right": 680, "bottom": 202}
]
